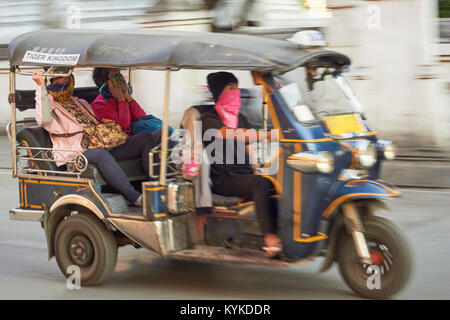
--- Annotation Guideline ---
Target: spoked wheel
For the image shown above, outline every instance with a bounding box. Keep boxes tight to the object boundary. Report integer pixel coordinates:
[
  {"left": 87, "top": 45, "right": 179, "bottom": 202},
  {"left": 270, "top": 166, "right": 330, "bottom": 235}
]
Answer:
[
  {"left": 54, "top": 213, "right": 118, "bottom": 286},
  {"left": 337, "top": 216, "right": 413, "bottom": 299}
]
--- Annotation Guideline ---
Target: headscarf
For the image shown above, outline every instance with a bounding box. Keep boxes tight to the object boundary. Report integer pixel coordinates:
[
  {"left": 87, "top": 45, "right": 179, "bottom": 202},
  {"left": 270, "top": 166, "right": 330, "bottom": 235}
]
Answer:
[
  {"left": 207, "top": 72, "right": 241, "bottom": 128},
  {"left": 46, "top": 75, "right": 75, "bottom": 103},
  {"left": 207, "top": 72, "right": 238, "bottom": 103}
]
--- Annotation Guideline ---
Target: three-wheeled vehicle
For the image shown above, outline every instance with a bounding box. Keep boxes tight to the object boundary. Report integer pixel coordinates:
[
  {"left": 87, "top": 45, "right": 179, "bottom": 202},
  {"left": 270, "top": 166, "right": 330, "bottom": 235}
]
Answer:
[{"left": 7, "top": 29, "right": 412, "bottom": 299}]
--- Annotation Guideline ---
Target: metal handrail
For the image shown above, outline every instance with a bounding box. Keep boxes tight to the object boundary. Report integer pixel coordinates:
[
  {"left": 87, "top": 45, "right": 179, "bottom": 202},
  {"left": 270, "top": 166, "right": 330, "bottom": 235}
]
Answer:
[
  {"left": 16, "top": 145, "right": 88, "bottom": 177},
  {"left": 15, "top": 66, "right": 73, "bottom": 77}
]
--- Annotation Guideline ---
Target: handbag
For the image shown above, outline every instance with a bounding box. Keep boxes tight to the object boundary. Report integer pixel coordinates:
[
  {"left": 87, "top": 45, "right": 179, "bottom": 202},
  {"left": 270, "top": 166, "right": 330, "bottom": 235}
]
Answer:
[
  {"left": 76, "top": 100, "right": 128, "bottom": 150},
  {"left": 130, "top": 114, "right": 174, "bottom": 135}
]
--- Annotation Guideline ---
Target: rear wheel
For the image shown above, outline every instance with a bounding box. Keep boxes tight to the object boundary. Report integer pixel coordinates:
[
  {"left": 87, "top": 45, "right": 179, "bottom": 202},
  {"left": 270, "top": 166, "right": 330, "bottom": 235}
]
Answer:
[
  {"left": 54, "top": 212, "right": 118, "bottom": 286},
  {"left": 337, "top": 215, "right": 412, "bottom": 299}
]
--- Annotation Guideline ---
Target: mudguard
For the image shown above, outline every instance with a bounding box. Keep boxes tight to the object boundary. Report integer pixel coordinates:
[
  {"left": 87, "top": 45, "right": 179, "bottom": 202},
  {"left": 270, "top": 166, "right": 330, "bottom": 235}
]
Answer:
[
  {"left": 318, "top": 179, "right": 399, "bottom": 273},
  {"left": 321, "top": 179, "right": 400, "bottom": 220}
]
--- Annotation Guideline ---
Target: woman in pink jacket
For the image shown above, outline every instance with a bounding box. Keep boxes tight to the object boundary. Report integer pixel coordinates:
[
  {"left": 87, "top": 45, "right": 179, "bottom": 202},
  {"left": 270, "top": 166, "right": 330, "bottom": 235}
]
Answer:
[
  {"left": 91, "top": 68, "right": 147, "bottom": 135},
  {"left": 32, "top": 68, "right": 157, "bottom": 206}
]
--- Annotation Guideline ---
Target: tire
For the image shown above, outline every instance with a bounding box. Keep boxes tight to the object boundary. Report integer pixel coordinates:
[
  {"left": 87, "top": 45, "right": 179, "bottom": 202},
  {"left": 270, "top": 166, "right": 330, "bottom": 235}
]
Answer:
[
  {"left": 54, "top": 212, "right": 118, "bottom": 286},
  {"left": 337, "top": 215, "right": 413, "bottom": 299}
]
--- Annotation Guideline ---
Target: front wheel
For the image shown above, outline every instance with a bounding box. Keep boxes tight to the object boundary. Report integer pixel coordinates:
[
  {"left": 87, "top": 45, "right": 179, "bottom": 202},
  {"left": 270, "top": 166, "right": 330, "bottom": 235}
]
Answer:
[
  {"left": 54, "top": 212, "right": 118, "bottom": 286},
  {"left": 337, "top": 215, "right": 413, "bottom": 299}
]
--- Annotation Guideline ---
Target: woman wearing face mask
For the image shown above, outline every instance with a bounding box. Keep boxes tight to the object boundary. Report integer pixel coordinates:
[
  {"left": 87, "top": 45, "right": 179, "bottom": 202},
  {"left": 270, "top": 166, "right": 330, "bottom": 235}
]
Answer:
[
  {"left": 201, "top": 72, "right": 281, "bottom": 258},
  {"left": 91, "top": 68, "right": 147, "bottom": 135},
  {"left": 32, "top": 67, "right": 158, "bottom": 207}
]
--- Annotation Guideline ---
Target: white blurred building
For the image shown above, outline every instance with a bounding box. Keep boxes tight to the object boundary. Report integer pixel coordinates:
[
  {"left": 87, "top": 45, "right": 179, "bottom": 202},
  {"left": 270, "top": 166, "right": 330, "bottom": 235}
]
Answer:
[{"left": 0, "top": 0, "right": 448, "bottom": 157}]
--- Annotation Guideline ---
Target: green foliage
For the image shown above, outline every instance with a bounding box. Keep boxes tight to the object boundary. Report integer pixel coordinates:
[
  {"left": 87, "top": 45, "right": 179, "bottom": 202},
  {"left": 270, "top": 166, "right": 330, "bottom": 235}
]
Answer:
[{"left": 440, "top": 0, "right": 450, "bottom": 18}]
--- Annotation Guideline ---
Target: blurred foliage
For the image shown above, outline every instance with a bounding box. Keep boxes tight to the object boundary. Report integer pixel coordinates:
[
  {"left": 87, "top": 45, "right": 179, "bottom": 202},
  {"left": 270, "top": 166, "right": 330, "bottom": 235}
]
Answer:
[{"left": 440, "top": 0, "right": 450, "bottom": 18}]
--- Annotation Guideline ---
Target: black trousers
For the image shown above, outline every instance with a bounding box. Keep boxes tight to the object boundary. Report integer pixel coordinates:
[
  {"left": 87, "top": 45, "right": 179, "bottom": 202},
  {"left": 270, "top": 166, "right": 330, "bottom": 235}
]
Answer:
[
  {"left": 213, "top": 174, "right": 278, "bottom": 235},
  {"left": 84, "top": 132, "right": 156, "bottom": 203}
]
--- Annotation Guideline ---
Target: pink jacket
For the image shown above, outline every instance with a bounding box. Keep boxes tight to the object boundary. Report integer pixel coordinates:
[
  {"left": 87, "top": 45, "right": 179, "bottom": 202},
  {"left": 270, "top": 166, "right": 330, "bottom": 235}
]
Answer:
[
  {"left": 35, "top": 86, "right": 95, "bottom": 167},
  {"left": 91, "top": 95, "right": 146, "bottom": 134}
]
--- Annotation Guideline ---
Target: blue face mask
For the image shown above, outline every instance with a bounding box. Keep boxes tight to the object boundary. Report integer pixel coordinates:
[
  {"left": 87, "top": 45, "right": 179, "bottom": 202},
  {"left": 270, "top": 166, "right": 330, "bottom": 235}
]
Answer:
[{"left": 46, "top": 82, "right": 70, "bottom": 93}]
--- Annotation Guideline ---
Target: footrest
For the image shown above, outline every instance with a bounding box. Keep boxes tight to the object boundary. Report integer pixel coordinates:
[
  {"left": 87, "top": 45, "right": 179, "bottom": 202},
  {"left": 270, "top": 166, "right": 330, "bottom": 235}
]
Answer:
[
  {"left": 212, "top": 194, "right": 242, "bottom": 206},
  {"left": 169, "top": 245, "right": 288, "bottom": 268}
]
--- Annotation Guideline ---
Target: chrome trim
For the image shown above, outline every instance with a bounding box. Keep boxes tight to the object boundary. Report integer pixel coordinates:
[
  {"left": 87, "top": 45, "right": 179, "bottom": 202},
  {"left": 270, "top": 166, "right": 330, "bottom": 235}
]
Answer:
[
  {"left": 159, "top": 68, "right": 171, "bottom": 186},
  {"left": 16, "top": 146, "right": 88, "bottom": 177},
  {"left": 338, "top": 169, "right": 369, "bottom": 181},
  {"left": 6, "top": 122, "right": 12, "bottom": 144},
  {"left": 50, "top": 194, "right": 105, "bottom": 221},
  {"left": 377, "top": 140, "right": 397, "bottom": 160},
  {"left": 9, "top": 208, "right": 44, "bottom": 222},
  {"left": 286, "top": 151, "right": 334, "bottom": 174},
  {"left": 10, "top": 68, "right": 17, "bottom": 177},
  {"left": 342, "top": 202, "right": 372, "bottom": 265},
  {"left": 17, "top": 173, "right": 91, "bottom": 184}
]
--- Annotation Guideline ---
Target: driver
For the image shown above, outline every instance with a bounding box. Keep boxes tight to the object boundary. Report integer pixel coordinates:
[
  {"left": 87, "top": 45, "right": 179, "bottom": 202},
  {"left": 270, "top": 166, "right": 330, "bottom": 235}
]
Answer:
[{"left": 201, "top": 72, "right": 282, "bottom": 258}]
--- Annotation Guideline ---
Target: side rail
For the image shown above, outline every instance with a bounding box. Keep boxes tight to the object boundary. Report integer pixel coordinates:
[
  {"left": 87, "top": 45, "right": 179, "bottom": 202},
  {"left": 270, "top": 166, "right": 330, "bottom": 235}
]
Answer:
[
  {"left": 149, "top": 143, "right": 180, "bottom": 179},
  {"left": 16, "top": 144, "right": 88, "bottom": 177}
]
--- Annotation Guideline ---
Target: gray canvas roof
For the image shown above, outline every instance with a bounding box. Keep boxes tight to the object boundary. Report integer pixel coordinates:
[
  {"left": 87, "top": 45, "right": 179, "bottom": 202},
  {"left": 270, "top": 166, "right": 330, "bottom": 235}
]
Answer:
[{"left": 8, "top": 29, "right": 350, "bottom": 74}]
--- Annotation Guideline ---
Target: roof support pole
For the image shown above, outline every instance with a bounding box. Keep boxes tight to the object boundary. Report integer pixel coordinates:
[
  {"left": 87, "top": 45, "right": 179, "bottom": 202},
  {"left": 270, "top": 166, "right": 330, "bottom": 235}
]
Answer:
[
  {"left": 159, "top": 68, "right": 171, "bottom": 186},
  {"left": 9, "top": 67, "right": 17, "bottom": 178}
]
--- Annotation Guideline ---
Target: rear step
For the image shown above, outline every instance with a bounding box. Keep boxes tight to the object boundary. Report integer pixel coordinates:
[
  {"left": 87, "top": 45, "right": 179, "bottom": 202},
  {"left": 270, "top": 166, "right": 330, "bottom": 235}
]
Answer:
[{"left": 169, "top": 245, "right": 290, "bottom": 268}]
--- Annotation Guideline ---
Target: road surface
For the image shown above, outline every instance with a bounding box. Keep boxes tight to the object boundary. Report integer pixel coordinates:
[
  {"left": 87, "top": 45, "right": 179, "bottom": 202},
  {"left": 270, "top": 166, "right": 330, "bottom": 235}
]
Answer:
[{"left": 0, "top": 169, "right": 449, "bottom": 299}]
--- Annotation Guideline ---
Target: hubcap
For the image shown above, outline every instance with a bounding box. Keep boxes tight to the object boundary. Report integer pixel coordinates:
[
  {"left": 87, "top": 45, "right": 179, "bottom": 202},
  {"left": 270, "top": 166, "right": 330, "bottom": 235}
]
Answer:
[{"left": 69, "top": 235, "right": 94, "bottom": 267}]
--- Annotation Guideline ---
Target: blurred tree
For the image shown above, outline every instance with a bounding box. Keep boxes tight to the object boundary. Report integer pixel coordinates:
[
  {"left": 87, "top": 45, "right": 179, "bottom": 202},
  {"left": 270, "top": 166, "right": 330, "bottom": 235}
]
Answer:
[{"left": 440, "top": 0, "right": 450, "bottom": 18}]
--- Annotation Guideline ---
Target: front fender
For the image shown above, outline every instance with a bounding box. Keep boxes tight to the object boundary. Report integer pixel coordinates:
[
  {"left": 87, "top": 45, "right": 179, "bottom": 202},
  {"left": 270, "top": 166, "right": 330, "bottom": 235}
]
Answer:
[
  {"left": 318, "top": 179, "right": 399, "bottom": 273},
  {"left": 321, "top": 179, "right": 400, "bottom": 220}
]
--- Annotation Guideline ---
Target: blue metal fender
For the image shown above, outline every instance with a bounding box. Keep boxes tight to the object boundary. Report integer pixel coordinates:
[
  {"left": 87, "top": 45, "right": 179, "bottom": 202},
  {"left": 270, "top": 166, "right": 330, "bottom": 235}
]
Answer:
[{"left": 321, "top": 179, "right": 401, "bottom": 220}]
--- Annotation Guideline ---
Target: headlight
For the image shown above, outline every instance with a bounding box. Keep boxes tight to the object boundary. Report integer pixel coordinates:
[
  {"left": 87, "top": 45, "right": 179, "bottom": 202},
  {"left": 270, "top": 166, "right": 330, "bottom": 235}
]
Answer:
[
  {"left": 358, "top": 142, "right": 377, "bottom": 168},
  {"left": 378, "top": 140, "right": 397, "bottom": 160},
  {"left": 287, "top": 151, "right": 334, "bottom": 174}
]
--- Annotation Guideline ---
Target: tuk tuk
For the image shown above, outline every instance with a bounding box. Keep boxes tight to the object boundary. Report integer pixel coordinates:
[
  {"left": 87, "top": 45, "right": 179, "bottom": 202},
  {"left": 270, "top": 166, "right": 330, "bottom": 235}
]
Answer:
[{"left": 6, "top": 29, "right": 412, "bottom": 299}]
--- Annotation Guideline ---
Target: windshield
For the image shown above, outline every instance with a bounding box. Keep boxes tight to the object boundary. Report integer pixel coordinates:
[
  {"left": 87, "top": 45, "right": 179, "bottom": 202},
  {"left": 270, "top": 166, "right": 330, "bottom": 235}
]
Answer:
[{"left": 275, "top": 67, "right": 363, "bottom": 123}]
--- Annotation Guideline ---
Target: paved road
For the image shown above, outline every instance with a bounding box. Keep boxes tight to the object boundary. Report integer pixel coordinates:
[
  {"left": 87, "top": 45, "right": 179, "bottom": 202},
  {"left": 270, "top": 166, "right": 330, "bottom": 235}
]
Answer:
[{"left": 0, "top": 169, "right": 449, "bottom": 300}]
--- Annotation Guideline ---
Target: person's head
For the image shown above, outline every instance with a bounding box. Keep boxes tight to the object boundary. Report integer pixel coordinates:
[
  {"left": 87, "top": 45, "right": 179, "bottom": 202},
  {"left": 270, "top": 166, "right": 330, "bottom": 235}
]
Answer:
[
  {"left": 46, "top": 67, "right": 74, "bottom": 102},
  {"left": 92, "top": 67, "right": 123, "bottom": 88},
  {"left": 207, "top": 72, "right": 239, "bottom": 103}
]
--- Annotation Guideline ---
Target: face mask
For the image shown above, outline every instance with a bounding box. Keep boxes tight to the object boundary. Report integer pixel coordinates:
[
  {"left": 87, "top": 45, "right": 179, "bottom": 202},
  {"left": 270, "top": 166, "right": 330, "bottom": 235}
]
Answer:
[
  {"left": 47, "top": 75, "right": 75, "bottom": 103},
  {"left": 214, "top": 89, "right": 241, "bottom": 128}
]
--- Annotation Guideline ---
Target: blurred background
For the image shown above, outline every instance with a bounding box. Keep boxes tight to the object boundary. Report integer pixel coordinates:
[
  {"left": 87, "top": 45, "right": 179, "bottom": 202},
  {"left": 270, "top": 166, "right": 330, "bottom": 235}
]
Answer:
[
  {"left": 0, "top": 0, "right": 449, "bottom": 187},
  {"left": 0, "top": 1, "right": 449, "bottom": 300}
]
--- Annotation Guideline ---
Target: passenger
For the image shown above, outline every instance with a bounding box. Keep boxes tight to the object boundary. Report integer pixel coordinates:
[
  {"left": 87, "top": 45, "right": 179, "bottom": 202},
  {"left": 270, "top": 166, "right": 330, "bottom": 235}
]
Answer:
[
  {"left": 32, "top": 67, "right": 157, "bottom": 206},
  {"left": 201, "top": 72, "right": 281, "bottom": 258},
  {"left": 91, "top": 67, "right": 168, "bottom": 137}
]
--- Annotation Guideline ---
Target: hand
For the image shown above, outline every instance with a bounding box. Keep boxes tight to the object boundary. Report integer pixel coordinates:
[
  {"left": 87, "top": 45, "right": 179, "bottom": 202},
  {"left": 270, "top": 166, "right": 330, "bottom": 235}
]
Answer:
[
  {"left": 118, "top": 79, "right": 133, "bottom": 102},
  {"left": 32, "top": 70, "right": 45, "bottom": 86},
  {"left": 109, "top": 79, "right": 126, "bottom": 102}
]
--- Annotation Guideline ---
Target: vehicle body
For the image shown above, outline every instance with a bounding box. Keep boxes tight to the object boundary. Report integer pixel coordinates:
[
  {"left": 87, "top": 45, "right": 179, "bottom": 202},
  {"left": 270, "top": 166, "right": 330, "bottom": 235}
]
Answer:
[{"left": 7, "top": 29, "right": 412, "bottom": 299}]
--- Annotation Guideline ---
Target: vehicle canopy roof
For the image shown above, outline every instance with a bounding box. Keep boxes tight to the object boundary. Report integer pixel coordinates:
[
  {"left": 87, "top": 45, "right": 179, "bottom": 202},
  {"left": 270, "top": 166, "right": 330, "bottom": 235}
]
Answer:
[{"left": 8, "top": 29, "right": 350, "bottom": 74}]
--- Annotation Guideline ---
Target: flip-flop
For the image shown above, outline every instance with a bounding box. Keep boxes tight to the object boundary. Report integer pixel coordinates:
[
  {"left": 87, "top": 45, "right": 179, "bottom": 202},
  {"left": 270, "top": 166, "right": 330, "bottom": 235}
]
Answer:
[{"left": 262, "top": 245, "right": 282, "bottom": 258}]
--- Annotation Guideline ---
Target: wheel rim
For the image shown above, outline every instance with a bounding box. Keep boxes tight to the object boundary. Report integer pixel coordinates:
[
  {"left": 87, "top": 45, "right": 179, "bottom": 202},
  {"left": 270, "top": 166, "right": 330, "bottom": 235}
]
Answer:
[
  {"left": 69, "top": 234, "right": 95, "bottom": 267},
  {"left": 350, "top": 238, "right": 395, "bottom": 285},
  {"left": 363, "top": 241, "right": 394, "bottom": 275}
]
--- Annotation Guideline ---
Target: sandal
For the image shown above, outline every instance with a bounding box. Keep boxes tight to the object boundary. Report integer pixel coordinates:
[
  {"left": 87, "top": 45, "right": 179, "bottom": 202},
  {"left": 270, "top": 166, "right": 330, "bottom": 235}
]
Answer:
[
  {"left": 263, "top": 235, "right": 282, "bottom": 258},
  {"left": 263, "top": 245, "right": 282, "bottom": 258}
]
